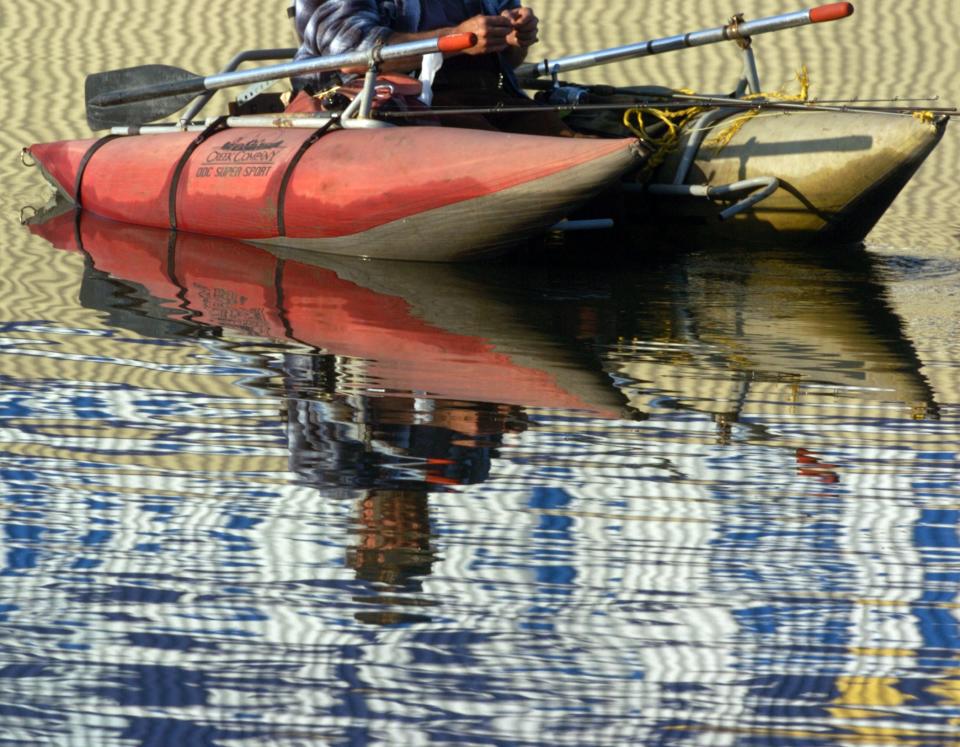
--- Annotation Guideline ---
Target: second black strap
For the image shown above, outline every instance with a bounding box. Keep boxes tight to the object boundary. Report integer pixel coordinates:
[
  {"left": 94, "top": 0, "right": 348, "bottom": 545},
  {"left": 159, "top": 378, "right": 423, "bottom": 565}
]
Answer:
[
  {"left": 74, "top": 135, "right": 121, "bottom": 209},
  {"left": 168, "top": 116, "right": 229, "bottom": 230},
  {"left": 277, "top": 118, "right": 338, "bottom": 237}
]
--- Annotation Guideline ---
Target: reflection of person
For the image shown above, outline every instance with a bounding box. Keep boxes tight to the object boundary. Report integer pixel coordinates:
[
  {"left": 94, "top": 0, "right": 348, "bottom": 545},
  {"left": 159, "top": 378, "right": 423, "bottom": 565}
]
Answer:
[
  {"left": 284, "top": 347, "right": 526, "bottom": 491},
  {"left": 287, "top": 393, "right": 526, "bottom": 490},
  {"left": 291, "top": 0, "right": 577, "bottom": 135},
  {"left": 348, "top": 488, "right": 437, "bottom": 625},
  {"left": 281, "top": 352, "right": 527, "bottom": 624}
]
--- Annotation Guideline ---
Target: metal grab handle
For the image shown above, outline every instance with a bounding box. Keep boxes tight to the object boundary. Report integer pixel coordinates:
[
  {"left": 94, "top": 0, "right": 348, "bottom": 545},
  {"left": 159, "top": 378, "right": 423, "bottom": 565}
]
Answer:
[
  {"left": 626, "top": 176, "right": 781, "bottom": 220},
  {"left": 181, "top": 48, "right": 298, "bottom": 125}
]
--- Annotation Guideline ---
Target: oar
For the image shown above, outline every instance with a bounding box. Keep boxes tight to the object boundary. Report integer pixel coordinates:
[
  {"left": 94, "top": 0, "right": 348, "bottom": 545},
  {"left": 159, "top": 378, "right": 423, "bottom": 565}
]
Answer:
[
  {"left": 85, "top": 33, "right": 477, "bottom": 131},
  {"left": 516, "top": 2, "right": 854, "bottom": 79}
]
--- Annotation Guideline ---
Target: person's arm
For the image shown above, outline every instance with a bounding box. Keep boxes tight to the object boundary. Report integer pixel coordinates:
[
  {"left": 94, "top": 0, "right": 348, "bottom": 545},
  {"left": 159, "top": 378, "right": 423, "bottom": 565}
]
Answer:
[
  {"left": 349, "top": 16, "right": 517, "bottom": 73},
  {"left": 385, "top": 15, "right": 514, "bottom": 56},
  {"left": 295, "top": 0, "right": 393, "bottom": 57},
  {"left": 386, "top": 8, "right": 539, "bottom": 68}
]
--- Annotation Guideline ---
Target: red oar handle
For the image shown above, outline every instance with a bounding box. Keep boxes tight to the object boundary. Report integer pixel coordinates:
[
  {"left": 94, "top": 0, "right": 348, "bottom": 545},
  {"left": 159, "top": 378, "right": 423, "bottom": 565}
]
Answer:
[
  {"left": 810, "top": 2, "right": 855, "bottom": 23},
  {"left": 437, "top": 33, "right": 478, "bottom": 54}
]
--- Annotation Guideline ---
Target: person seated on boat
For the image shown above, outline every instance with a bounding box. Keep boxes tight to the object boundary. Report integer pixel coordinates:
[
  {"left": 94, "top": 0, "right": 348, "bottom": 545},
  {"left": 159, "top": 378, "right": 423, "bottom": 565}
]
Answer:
[{"left": 290, "top": 0, "right": 579, "bottom": 135}]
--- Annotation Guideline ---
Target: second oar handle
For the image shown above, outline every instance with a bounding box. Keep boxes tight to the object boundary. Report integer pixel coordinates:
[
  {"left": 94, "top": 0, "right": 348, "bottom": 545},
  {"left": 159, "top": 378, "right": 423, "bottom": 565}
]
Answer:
[
  {"left": 517, "top": 3, "right": 854, "bottom": 78},
  {"left": 94, "top": 33, "right": 477, "bottom": 108}
]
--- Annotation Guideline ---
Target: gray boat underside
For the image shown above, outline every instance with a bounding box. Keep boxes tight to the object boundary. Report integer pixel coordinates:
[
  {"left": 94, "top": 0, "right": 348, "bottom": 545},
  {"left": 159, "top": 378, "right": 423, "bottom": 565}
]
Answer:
[{"left": 260, "top": 145, "right": 643, "bottom": 262}]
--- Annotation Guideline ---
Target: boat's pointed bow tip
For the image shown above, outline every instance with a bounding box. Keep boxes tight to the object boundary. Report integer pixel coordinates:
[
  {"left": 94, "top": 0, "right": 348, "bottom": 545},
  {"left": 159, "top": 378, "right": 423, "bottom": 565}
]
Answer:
[
  {"left": 932, "top": 112, "right": 951, "bottom": 136},
  {"left": 858, "top": 111, "right": 950, "bottom": 166},
  {"left": 20, "top": 138, "right": 100, "bottom": 202},
  {"left": 908, "top": 112, "right": 950, "bottom": 155},
  {"left": 512, "top": 133, "right": 649, "bottom": 177}
]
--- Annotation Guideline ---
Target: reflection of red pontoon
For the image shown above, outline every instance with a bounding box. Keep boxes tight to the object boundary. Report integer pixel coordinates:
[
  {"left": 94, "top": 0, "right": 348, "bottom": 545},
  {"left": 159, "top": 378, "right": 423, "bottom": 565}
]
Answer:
[
  {"left": 28, "top": 208, "right": 626, "bottom": 418},
  {"left": 25, "top": 128, "right": 644, "bottom": 262}
]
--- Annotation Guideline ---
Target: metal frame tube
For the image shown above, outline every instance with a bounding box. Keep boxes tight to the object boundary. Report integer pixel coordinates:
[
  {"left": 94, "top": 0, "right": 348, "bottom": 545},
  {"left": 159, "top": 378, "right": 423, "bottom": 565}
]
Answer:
[
  {"left": 741, "top": 47, "right": 762, "bottom": 94},
  {"left": 340, "top": 95, "right": 365, "bottom": 121},
  {"left": 109, "top": 113, "right": 400, "bottom": 135},
  {"left": 550, "top": 219, "right": 615, "bottom": 232},
  {"left": 203, "top": 37, "right": 466, "bottom": 91},
  {"left": 358, "top": 66, "right": 379, "bottom": 119},
  {"left": 180, "top": 48, "right": 297, "bottom": 125},
  {"left": 629, "top": 176, "right": 781, "bottom": 220},
  {"left": 717, "top": 177, "right": 779, "bottom": 220},
  {"left": 671, "top": 108, "right": 738, "bottom": 185}
]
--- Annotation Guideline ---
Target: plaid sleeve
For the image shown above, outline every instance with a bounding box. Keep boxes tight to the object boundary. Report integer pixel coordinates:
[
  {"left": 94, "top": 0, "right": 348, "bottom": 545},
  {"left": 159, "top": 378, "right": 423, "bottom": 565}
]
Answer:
[{"left": 295, "top": 0, "right": 393, "bottom": 57}]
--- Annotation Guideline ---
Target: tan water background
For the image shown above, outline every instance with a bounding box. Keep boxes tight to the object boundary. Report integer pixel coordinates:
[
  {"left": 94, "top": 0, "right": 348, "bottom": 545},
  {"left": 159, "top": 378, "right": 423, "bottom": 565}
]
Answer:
[{"left": 2, "top": 0, "right": 957, "bottom": 397}]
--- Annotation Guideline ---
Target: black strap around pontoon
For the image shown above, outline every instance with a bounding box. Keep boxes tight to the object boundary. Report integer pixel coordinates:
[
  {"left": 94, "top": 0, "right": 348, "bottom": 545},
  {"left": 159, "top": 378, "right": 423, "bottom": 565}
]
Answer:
[
  {"left": 276, "top": 117, "right": 338, "bottom": 237},
  {"left": 74, "top": 135, "right": 121, "bottom": 209},
  {"left": 168, "top": 116, "right": 229, "bottom": 230},
  {"left": 73, "top": 206, "right": 85, "bottom": 253}
]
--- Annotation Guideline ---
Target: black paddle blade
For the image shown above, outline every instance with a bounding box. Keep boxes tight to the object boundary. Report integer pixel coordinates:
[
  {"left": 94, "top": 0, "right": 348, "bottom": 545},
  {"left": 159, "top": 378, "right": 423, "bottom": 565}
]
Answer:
[{"left": 85, "top": 64, "right": 204, "bottom": 130}]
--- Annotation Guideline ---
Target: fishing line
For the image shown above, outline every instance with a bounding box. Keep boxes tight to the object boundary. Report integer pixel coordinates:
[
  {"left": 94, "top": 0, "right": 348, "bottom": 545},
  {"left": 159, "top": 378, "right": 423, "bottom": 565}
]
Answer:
[{"left": 377, "top": 100, "right": 957, "bottom": 119}]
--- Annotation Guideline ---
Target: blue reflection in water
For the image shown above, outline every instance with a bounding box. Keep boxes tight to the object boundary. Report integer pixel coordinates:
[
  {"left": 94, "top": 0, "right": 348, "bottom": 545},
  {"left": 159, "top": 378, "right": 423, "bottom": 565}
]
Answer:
[{"left": 0, "top": 224, "right": 958, "bottom": 744}]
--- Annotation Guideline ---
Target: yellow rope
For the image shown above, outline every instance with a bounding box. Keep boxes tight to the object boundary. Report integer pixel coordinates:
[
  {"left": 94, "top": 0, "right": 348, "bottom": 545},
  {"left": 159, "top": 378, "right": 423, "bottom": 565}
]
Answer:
[
  {"left": 311, "top": 85, "right": 344, "bottom": 101},
  {"left": 280, "top": 84, "right": 343, "bottom": 108},
  {"left": 622, "top": 67, "right": 814, "bottom": 173},
  {"left": 622, "top": 89, "right": 706, "bottom": 176},
  {"left": 707, "top": 66, "right": 811, "bottom": 151}
]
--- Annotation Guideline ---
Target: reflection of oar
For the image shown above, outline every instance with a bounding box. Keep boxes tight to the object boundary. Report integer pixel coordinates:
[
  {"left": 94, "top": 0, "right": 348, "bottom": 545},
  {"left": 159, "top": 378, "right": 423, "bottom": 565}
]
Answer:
[
  {"left": 85, "top": 33, "right": 476, "bottom": 130},
  {"left": 516, "top": 3, "right": 854, "bottom": 78}
]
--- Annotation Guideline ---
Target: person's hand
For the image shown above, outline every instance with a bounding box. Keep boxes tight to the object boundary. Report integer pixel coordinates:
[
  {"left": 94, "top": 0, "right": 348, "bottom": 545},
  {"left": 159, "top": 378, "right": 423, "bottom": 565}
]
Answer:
[
  {"left": 502, "top": 6, "right": 539, "bottom": 48},
  {"left": 455, "top": 14, "right": 514, "bottom": 55}
]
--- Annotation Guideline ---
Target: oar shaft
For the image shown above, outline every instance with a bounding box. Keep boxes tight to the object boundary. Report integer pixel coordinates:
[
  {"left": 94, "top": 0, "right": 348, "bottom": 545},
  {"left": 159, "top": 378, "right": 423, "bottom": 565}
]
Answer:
[
  {"left": 93, "top": 33, "right": 476, "bottom": 107},
  {"left": 517, "top": 3, "right": 854, "bottom": 78},
  {"left": 203, "top": 34, "right": 472, "bottom": 89}
]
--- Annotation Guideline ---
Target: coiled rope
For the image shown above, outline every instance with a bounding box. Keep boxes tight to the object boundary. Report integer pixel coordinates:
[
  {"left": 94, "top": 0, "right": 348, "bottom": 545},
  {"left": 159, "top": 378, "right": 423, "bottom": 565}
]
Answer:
[
  {"left": 708, "top": 66, "right": 811, "bottom": 150},
  {"left": 622, "top": 88, "right": 704, "bottom": 175},
  {"left": 622, "top": 67, "right": 814, "bottom": 173}
]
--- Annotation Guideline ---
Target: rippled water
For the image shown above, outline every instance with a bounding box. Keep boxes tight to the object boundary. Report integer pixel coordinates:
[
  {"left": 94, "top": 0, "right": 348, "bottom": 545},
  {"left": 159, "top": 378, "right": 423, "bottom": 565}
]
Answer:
[{"left": 3, "top": 1, "right": 960, "bottom": 745}]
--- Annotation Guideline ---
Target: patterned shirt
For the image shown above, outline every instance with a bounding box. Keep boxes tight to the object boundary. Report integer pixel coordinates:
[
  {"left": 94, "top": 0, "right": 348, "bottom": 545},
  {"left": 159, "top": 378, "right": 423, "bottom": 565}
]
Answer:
[{"left": 291, "top": 0, "right": 522, "bottom": 91}]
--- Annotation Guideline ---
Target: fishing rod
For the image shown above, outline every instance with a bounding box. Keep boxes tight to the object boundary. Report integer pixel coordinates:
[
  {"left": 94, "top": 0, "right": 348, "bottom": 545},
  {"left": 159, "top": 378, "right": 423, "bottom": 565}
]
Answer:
[
  {"left": 658, "top": 92, "right": 957, "bottom": 115},
  {"left": 591, "top": 84, "right": 947, "bottom": 106},
  {"left": 377, "top": 99, "right": 957, "bottom": 120},
  {"left": 799, "top": 97, "right": 944, "bottom": 104}
]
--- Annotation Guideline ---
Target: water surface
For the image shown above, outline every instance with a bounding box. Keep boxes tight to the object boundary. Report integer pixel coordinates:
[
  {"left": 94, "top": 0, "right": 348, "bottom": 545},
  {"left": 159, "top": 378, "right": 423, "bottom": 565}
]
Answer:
[{"left": 1, "top": 1, "right": 959, "bottom": 744}]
